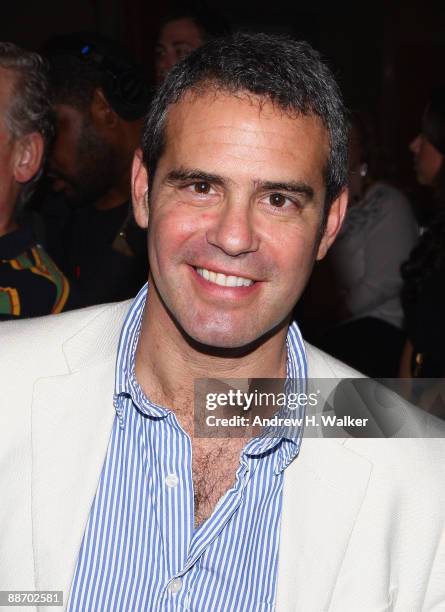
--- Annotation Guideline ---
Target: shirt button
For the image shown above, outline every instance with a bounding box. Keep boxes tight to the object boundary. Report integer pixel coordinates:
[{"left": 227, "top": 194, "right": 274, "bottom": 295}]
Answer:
[
  {"left": 168, "top": 577, "right": 182, "bottom": 594},
  {"left": 165, "top": 473, "right": 179, "bottom": 488}
]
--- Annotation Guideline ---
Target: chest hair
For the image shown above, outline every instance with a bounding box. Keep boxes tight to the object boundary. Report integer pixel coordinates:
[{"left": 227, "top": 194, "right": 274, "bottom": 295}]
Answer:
[
  {"left": 191, "top": 436, "right": 247, "bottom": 527},
  {"left": 170, "top": 399, "right": 249, "bottom": 527}
]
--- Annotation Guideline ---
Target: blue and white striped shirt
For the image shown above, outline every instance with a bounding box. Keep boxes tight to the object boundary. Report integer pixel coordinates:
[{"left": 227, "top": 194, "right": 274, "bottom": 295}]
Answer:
[{"left": 67, "top": 285, "right": 308, "bottom": 611}]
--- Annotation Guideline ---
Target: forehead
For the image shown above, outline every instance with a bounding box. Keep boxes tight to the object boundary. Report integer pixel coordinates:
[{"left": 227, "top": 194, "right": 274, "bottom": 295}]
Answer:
[
  {"left": 158, "top": 18, "right": 203, "bottom": 46},
  {"left": 161, "top": 90, "right": 329, "bottom": 184}
]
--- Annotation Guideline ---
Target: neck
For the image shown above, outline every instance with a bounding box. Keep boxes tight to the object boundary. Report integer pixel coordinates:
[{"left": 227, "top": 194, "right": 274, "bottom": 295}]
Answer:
[
  {"left": 134, "top": 292, "right": 289, "bottom": 412},
  {"left": 0, "top": 215, "right": 18, "bottom": 238},
  {"left": 94, "top": 176, "right": 130, "bottom": 211},
  {"left": 0, "top": 191, "right": 19, "bottom": 237}
]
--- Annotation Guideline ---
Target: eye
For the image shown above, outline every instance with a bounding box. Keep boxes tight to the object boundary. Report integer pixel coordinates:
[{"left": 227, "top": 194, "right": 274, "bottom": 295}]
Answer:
[
  {"left": 259, "top": 192, "right": 302, "bottom": 215},
  {"left": 193, "top": 181, "right": 212, "bottom": 194},
  {"left": 269, "top": 193, "right": 288, "bottom": 207}
]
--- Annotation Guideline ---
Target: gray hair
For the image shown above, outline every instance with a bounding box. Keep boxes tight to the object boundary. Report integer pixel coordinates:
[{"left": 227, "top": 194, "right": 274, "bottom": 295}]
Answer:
[
  {"left": 0, "top": 42, "right": 55, "bottom": 207},
  {"left": 143, "top": 33, "right": 349, "bottom": 214}
]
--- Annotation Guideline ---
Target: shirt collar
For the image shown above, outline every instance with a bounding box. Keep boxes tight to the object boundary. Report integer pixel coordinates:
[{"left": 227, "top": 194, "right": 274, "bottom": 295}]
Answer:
[
  {"left": 113, "top": 283, "right": 168, "bottom": 426},
  {"left": 113, "top": 284, "right": 308, "bottom": 472},
  {"left": 243, "top": 325, "right": 308, "bottom": 473}
]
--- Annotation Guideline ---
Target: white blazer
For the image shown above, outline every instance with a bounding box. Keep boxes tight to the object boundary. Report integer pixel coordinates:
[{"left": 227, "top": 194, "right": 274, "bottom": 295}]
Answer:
[{"left": 1, "top": 301, "right": 444, "bottom": 611}]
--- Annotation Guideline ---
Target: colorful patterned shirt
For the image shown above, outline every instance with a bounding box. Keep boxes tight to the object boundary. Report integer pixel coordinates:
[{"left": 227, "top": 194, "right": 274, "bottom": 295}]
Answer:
[{"left": 0, "top": 226, "right": 70, "bottom": 320}]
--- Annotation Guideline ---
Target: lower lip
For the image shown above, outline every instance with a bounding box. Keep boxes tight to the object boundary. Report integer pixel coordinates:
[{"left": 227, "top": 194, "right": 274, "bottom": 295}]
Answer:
[{"left": 190, "top": 266, "right": 260, "bottom": 298}]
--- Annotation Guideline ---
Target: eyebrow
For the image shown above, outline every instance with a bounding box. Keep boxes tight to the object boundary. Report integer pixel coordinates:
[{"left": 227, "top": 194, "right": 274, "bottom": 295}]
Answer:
[
  {"left": 155, "top": 41, "right": 193, "bottom": 49},
  {"left": 172, "top": 41, "right": 194, "bottom": 47},
  {"left": 258, "top": 181, "right": 315, "bottom": 201},
  {"left": 165, "top": 168, "right": 315, "bottom": 201},
  {"left": 165, "top": 168, "right": 227, "bottom": 188}
]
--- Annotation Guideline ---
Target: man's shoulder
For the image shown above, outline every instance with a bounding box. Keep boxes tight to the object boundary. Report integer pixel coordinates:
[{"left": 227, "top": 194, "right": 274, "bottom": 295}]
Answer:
[
  {"left": 0, "top": 300, "right": 132, "bottom": 379},
  {"left": 304, "top": 341, "right": 445, "bottom": 488},
  {"left": 305, "top": 341, "right": 363, "bottom": 379}
]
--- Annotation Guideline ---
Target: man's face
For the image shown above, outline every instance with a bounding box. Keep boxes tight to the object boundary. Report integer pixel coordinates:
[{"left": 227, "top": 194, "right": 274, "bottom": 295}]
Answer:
[
  {"left": 49, "top": 103, "right": 116, "bottom": 204},
  {"left": 409, "top": 133, "right": 443, "bottom": 186},
  {"left": 155, "top": 18, "right": 203, "bottom": 85},
  {"left": 0, "top": 68, "right": 18, "bottom": 218},
  {"left": 137, "top": 92, "right": 345, "bottom": 349}
]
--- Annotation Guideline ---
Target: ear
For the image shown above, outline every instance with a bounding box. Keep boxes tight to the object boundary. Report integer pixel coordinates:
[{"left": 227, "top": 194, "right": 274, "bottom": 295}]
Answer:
[
  {"left": 90, "top": 87, "right": 118, "bottom": 128},
  {"left": 13, "top": 132, "right": 44, "bottom": 184},
  {"left": 131, "top": 148, "right": 149, "bottom": 229},
  {"left": 316, "top": 187, "right": 348, "bottom": 260}
]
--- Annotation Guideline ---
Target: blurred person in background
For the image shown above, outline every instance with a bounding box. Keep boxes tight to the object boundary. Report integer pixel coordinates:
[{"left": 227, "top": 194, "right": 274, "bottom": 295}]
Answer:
[
  {"left": 154, "top": 4, "right": 229, "bottom": 85},
  {"left": 400, "top": 88, "right": 445, "bottom": 388},
  {"left": 41, "top": 33, "right": 150, "bottom": 307},
  {"left": 300, "top": 112, "right": 418, "bottom": 377},
  {"left": 0, "top": 42, "right": 71, "bottom": 320}
]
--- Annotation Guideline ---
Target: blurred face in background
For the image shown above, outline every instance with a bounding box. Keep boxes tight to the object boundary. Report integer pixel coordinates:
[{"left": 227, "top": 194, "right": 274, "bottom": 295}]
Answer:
[
  {"left": 0, "top": 68, "right": 19, "bottom": 221},
  {"left": 0, "top": 66, "right": 44, "bottom": 233},
  {"left": 49, "top": 102, "right": 117, "bottom": 205},
  {"left": 409, "top": 132, "right": 443, "bottom": 187},
  {"left": 155, "top": 18, "right": 204, "bottom": 85}
]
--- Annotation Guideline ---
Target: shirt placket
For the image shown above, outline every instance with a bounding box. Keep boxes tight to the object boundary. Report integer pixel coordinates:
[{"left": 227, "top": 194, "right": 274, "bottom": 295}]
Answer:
[
  {"left": 152, "top": 415, "right": 194, "bottom": 609},
  {"left": 161, "top": 455, "right": 256, "bottom": 609}
]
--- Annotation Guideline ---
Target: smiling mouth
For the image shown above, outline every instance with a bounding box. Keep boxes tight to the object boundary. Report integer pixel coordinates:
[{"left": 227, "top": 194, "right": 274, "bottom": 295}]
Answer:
[{"left": 195, "top": 267, "right": 255, "bottom": 287}]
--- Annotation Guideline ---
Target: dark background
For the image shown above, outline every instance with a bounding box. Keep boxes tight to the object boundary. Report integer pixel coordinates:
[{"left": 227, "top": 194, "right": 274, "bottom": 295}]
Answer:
[{"left": 3, "top": 0, "right": 444, "bottom": 206}]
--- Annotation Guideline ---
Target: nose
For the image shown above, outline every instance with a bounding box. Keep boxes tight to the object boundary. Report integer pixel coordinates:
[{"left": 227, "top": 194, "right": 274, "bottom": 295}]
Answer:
[
  {"left": 206, "top": 200, "right": 259, "bottom": 257},
  {"left": 409, "top": 134, "right": 421, "bottom": 154}
]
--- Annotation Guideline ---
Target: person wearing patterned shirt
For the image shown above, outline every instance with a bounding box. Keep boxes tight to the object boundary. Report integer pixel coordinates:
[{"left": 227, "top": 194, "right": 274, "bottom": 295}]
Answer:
[
  {"left": 0, "top": 34, "right": 444, "bottom": 612},
  {"left": 0, "top": 42, "right": 70, "bottom": 320}
]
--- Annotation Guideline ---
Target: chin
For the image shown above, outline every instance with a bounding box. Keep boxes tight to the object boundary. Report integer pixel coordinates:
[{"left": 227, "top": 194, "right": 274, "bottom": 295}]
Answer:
[
  {"left": 181, "top": 314, "right": 285, "bottom": 352},
  {"left": 187, "top": 326, "right": 253, "bottom": 350}
]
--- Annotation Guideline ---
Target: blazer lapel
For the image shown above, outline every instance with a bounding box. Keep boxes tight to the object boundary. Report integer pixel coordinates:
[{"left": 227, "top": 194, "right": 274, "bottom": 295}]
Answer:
[
  {"left": 275, "top": 437, "right": 372, "bottom": 611},
  {"left": 31, "top": 301, "right": 129, "bottom": 609},
  {"left": 31, "top": 360, "right": 115, "bottom": 608}
]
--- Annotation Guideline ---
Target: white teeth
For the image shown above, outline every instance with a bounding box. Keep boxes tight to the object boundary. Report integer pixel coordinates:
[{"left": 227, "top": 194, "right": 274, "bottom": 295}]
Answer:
[{"left": 196, "top": 267, "right": 254, "bottom": 287}]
